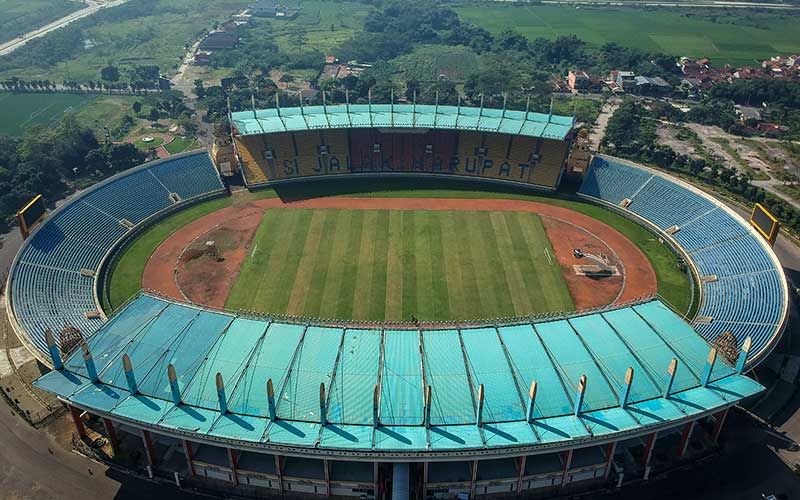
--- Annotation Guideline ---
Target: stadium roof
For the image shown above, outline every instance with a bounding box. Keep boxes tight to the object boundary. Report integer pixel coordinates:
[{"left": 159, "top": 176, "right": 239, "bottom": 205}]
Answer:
[
  {"left": 231, "top": 104, "right": 575, "bottom": 141},
  {"left": 35, "top": 293, "right": 762, "bottom": 457}
]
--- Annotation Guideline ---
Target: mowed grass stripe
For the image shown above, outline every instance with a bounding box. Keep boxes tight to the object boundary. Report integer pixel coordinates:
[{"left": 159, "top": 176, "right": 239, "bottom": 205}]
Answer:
[
  {"left": 452, "top": 212, "right": 485, "bottom": 317},
  {"left": 400, "top": 211, "right": 418, "bottom": 320},
  {"left": 428, "top": 214, "right": 451, "bottom": 319},
  {"left": 371, "top": 210, "right": 392, "bottom": 320},
  {"left": 335, "top": 210, "right": 364, "bottom": 319},
  {"left": 259, "top": 209, "right": 316, "bottom": 313},
  {"left": 285, "top": 210, "right": 328, "bottom": 314},
  {"left": 474, "top": 212, "right": 516, "bottom": 318},
  {"left": 319, "top": 210, "right": 354, "bottom": 317},
  {"left": 228, "top": 209, "right": 292, "bottom": 310},
  {"left": 302, "top": 210, "right": 340, "bottom": 316},
  {"left": 489, "top": 213, "right": 533, "bottom": 315},
  {"left": 383, "top": 211, "right": 402, "bottom": 320},
  {"left": 414, "top": 212, "right": 435, "bottom": 318},
  {"left": 504, "top": 212, "right": 550, "bottom": 314},
  {"left": 439, "top": 213, "right": 468, "bottom": 318},
  {"left": 516, "top": 213, "right": 573, "bottom": 312},
  {"left": 352, "top": 210, "right": 377, "bottom": 319}
]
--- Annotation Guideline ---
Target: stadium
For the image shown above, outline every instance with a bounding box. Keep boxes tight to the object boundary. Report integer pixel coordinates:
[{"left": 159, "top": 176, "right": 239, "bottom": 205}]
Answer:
[{"left": 4, "top": 102, "right": 787, "bottom": 499}]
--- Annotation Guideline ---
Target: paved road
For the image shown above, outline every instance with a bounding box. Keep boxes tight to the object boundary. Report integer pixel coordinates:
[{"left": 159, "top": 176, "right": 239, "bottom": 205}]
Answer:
[
  {"left": 0, "top": 0, "right": 128, "bottom": 57},
  {"left": 0, "top": 397, "right": 205, "bottom": 499}
]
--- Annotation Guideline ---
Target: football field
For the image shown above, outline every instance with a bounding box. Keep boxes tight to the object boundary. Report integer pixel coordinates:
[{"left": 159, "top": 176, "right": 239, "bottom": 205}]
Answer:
[{"left": 225, "top": 208, "right": 573, "bottom": 322}]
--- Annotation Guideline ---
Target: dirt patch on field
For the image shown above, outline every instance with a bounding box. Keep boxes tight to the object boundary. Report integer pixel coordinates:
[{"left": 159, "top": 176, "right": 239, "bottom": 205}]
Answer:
[
  {"left": 143, "top": 196, "right": 657, "bottom": 314},
  {"left": 174, "top": 216, "right": 262, "bottom": 308},
  {"left": 541, "top": 216, "right": 623, "bottom": 310}
]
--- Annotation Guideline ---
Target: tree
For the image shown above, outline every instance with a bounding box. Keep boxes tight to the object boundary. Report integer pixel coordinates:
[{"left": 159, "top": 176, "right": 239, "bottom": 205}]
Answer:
[
  {"left": 149, "top": 108, "right": 160, "bottom": 122},
  {"left": 101, "top": 65, "right": 120, "bottom": 82},
  {"left": 132, "top": 101, "right": 142, "bottom": 114}
]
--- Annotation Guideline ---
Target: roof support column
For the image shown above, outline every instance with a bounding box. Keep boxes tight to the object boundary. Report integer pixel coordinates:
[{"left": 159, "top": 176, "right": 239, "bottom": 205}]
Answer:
[
  {"left": 324, "top": 459, "right": 331, "bottom": 497},
  {"left": 560, "top": 449, "right": 573, "bottom": 486},
  {"left": 103, "top": 418, "right": 119, "bottom": 454},
  {"left": 711, "top": 408, "right": 730, "bottom": 444},
  {"left": 641, "top": 432, "right": 657, "bottom": 479},
  {"left": 677, "top": 420, "right": 696, "bottom": 458},
  {"left": 141, "top": 429, "right": 157, "bottom": 467},
  {"left": 516, "top": 455, "right": 527, "bottom": 493},
  {"left": 183, "top": 440, "right": 195, "bottom": 476},
  {"left": 275, "top": 454, "right": 284, "bottom": 494},
  {"left": 422, "top": 461, "right": 429, "bottom": 498},
  {"left": 66, "top": 404, "right": 87, "bottom": 440},
  {"left": 373, "top": 461, "right": 379, "bottom": 500},
  {"left": 227, "top": 448, "right": 239, "bottom": 486},
  {"left": 470, "top": 459, "right": 478, "bottom": 498},
  {"left": 603, "top": 441, "right": 617, "bottom": 479}
]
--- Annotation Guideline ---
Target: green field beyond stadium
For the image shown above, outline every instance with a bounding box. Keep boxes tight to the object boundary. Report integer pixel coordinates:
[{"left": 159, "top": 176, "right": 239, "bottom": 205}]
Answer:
[
  {"left": 225, "top": 208, "right": 573, "bottom": 321},
  {"left": 0, "top": 92, "right": 96, "bottom": 136}
]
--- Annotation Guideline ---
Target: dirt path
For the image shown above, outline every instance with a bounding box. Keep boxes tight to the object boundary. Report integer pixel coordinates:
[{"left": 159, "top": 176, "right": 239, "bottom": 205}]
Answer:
[{"left": 143, "top": 197, "right": 657, "bottom": 316}]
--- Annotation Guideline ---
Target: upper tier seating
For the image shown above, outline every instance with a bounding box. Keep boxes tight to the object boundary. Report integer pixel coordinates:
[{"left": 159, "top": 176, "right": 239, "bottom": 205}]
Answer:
[
  {"left": 578, "top": 156, "right": 786, "bottom": 361},
  {"left": 9, "top": 153, "right": 225, "bottom": 355}
]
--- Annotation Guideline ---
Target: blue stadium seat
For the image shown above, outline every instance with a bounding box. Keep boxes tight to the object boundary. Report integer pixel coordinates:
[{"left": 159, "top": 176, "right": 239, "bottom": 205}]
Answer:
[
  {"left": 9, "top": 153, "right": 224, "bottom": 353},
  {"left": 579, "top": 157, "right": 785, "bottom": 361}
]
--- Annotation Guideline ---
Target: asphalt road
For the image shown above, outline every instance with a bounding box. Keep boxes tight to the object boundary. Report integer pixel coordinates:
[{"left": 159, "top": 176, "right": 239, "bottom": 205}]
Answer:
[
  {"left": 0, "top": 398, "right": 207, "bottom": 499},
  {"left": 0, "top": 0, "right": 128, "bottom": 57}
]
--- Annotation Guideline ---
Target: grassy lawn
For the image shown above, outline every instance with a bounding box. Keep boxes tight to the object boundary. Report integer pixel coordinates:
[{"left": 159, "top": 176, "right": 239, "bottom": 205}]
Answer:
[
  {"left": 455, "top": 4, "right": 800, "bottom": 67},
  {"left": 0, "top": 0, "right": 81, "bottom": 44},
  {"left": 164, "top": 136, "right": 198, "bottom": 154},
  {"left": 225, "top": 208, "right": 573, "bottom": 321},
  {"left": 0, "top": 92, "right": 96, "bottom": 136}
]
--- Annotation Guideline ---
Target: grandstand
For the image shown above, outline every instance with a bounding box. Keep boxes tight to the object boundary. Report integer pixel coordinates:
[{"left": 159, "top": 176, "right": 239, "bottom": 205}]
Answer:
[
  {"left": 231, "top": 104, "right": 575, "bottom": 190},
  {"left": 4, "top": 152, "right": 225, "bottom": 357},
  {"left": 578, "top": 156, "right": 788, "bottom": 366}
]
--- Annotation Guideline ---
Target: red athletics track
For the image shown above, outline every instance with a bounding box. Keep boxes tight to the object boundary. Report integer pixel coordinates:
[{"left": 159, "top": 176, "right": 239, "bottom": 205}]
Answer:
[{"left": 142, "top": 197, "right": 657, "bottom": 313}]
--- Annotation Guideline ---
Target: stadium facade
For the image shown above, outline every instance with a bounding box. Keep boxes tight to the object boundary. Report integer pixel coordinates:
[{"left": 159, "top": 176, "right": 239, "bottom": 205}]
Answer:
[{"left": 4, "top": 105, "right": 788, "bottom": 499}]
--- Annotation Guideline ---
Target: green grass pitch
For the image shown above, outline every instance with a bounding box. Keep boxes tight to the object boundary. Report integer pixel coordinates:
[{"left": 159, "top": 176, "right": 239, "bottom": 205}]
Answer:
[
  {"left": 0, "top": 92, "right": 96, "bottom": 137},
  {"left": 225, "top": 208, "right": 574, "bottom": 321}
]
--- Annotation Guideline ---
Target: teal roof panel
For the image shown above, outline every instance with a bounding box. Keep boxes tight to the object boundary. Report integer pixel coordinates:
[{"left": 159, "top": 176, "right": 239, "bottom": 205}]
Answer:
[
  {"left": 320, "top": 424, "right": 374, "bottom": 450},
  {"left": 423, "top": 330, "right": 475, "bottom": 425},
  {"left": 461, "top": 327, "right": 525, "bottom": 422},
  {"left": 276, "top": 326, "right": 343, "bottom": 421},
  {"left": 497, "top": 324, "right": 572, "bottom": 418},
  {"left": 182, "top": 318, "right": 268, "bottom": 410},
  {"left": 328, "top": 329, "right": 381, "bottom": 425},
  {"left": 568, "top": 315, "right": 661, "bottom": 404},
  {"left": 231, "top": 105, "right": 574, "bottom": 141},
  {"left": 429, "top": 424, "right": 483, "bottom": 451},
  {"left": 136, "top": 310, "right": 234, "bottom": 400},
  {"left": 534, "top": 320, "right": 618, "bottom": 411},
  {"left": 634, "top": 302, "right": 734, "bottom": 382},
  {"left": 228, "top": 322, "right": 305, "bottom": 417},
  {"left": 380, "top": 330, "right": 424, "bottom": 425}
]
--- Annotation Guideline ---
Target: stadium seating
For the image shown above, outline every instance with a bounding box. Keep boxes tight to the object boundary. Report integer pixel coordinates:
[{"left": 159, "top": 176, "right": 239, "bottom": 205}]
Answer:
[
  {"left": 234, "top": 128, "right": 567, "bottom": 189},
  {"left": 8, "top": 152, "right": 225, "bottom": 354},
  {"left": 578, "top": 156, "right": 786, "bottom": 360}
]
